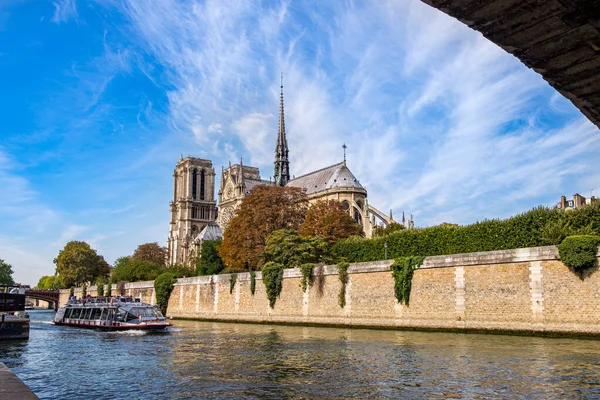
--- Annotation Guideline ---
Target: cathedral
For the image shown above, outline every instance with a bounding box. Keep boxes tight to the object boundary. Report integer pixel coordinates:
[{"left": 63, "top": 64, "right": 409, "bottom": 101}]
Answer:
[{"left": 167, "top": 82, "right": 407, "bottom": 266}]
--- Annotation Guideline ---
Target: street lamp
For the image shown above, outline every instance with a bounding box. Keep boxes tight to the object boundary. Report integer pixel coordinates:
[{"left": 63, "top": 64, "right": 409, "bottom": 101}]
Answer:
[{"left": 384, "top": 242, "right": 388, "bottom": 260}]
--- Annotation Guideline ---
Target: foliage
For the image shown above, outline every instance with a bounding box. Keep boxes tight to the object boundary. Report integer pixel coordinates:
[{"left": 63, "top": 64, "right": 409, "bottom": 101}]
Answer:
[
  {"left": 337, "top": 261, "right": 349, "bottom": 308},
  {"left": 168, "top": 263, "right": 195, "bottom": 278},
  {"left": 250, "top": 270, "right": 256, "bottom": 296},
  {"left": 219, "top": 185, "right": 308, "bottom": 271},
  {"left": 373, "top": 222, "right": 405, "bottom": 237},
  {"left": 111, "top": 256, "right": 166, "bottom": 283},
  {"left": 154, "top": 272, "right": 177, "bottom": 315},
  {"left": 229, "top": 273, "right": 237, "bottom": 294},
  {"left": 299, "top": 200, "right": 362, "bottom": 245},
  {"left": 82, "top": 285, "right": 87, "bottom": 298},
  {"left": 97, "top": 283, "right": 104, "bottom": 297},
  {"left": 195, "top": 239, "right": 225, "bottom": 276},
  {"left": 132, "top": 242, "right": 167, "bottom": 267},
  {"left": 263, "top": 230, "right": 331, "bottom": 269},
  {"left": 390, "top": 257, "right": 425, "bottom": 306},
  {"left": 300, "top": 263, "right": 314, "bottom": 292},
  {"left": 262, "top": 262, "right": 284, "bottom": 308},
  {"left": 333, "top": 205, "right": 600, "bottom": 263},
  {"left": 36, "top": 275, "right": 63, "bottom": 290},
  {"left": 69, "top": 287, "right": 74, "bottom": 297},
  {"left": 54, "top": 241, "right": 110, "bottom": 287},
  {"left": 541, "top": 218, "right": 573, "bottom": 245},
  {"left": 106, "top": 284, "right": 112, "bottom": 297},
  {"left": 0, "top": 259, "right": 15, "bottom": 285},
  {"left": 557, "top": 235, "right": 600, "bottom": 276}
]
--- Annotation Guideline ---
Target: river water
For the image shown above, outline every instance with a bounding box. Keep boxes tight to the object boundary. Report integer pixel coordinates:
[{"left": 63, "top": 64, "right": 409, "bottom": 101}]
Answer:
[{"left": 1, "top": 310, "right": 600, "bottom": 399}]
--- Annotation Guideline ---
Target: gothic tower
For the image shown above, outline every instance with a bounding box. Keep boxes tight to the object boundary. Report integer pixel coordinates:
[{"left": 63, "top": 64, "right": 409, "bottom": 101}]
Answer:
[
  {"left": 273, "top": 76, "right": 290, "bottom": 186},
  {"left": 167, "top": 157, "right": 217, "bottom": 266}
]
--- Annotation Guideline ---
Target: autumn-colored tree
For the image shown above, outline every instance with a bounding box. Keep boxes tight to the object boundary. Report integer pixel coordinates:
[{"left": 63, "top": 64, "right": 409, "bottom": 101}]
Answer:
[
  {"left": 263, "top": 230, "right": 331, "bottom": 269},
  {"left": 218, "top": 185, "right": 308, "bottom": 270},
  {"left": 299, "top": 200, "right": 363, "bottom": 244},
  {"left": 131, "top": 242, "right": 167, "bottom": 267},
  {"left": 54, "top": 241, "right": 110, "bottom": 287},
  {"left": 373, "top": 222, "right": 405, "bottom": 237}
]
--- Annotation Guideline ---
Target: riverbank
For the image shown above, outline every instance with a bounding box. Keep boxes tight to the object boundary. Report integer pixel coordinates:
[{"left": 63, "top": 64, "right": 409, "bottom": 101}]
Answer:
[
  {"left": 60, "top": 245, "right": 600, "bottom": 338},
  {"left": 0, "top": 362, "right": 38, "bottom": 399}
]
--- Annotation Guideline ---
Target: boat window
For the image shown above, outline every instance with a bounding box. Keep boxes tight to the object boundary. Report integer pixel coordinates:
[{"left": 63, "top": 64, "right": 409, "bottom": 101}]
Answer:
[
  {"left": 65, "top": 308, "right": 73, "bottom": 318},
  {"left": 130, "top": 307, "right": 158, "bottom": 318},
  {"left": 71, "top": 308, "right": 81, "bottom": 319},
  {"left": 83, "top": 308, "right": 93, "bottom": 320},
  {"left": 115, "top": 309, "right": 126, "bottom": 322},
  {"left": 91, "top": 308, "right": 102, "bottom": 320}
]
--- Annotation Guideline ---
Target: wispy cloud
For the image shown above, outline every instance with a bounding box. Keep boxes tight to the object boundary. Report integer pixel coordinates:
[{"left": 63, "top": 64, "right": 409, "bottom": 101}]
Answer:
[{"left": 51, "top": 0, "right": 78, "bottom": 24}]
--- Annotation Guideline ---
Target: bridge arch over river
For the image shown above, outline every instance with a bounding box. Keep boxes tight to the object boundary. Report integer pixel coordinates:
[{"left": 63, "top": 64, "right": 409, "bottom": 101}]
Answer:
[
  {"left": 25, "top": 289, "right": 59, "bottom": 311},
  {"left": 420, "top": 0, "right": 600, "bottom": 130}
]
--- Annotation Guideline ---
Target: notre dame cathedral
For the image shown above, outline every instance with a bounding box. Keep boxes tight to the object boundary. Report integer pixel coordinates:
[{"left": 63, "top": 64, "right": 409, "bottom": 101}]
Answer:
[{"left": 167, "top": 82, "right": 411, "bottom": 266}]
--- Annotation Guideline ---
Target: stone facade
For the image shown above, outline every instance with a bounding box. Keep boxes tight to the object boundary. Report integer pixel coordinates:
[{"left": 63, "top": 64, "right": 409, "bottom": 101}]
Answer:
[
  {"left": 167, "top": 157, "right": 218, "bottom": 265},
  {"left": 62, "top": 245, "right": 600, "bottom": 336}
]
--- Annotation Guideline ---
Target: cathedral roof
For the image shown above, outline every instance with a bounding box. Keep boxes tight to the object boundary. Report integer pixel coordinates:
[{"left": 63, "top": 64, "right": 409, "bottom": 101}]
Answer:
[
  {"left": 194, "top": 223, "right": 223, "bottom": 242},
  {"left": 286, "top": 162, "right": 365, "bottom": 195},
  {"left": 244, "top": 178, "right": 273, "bottom": 194}
]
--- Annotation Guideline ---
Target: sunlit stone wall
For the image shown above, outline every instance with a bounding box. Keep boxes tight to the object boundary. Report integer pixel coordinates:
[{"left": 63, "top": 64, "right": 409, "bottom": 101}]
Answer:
[{"left": 60, "top": 245, "right": 600, "bottom": 336}]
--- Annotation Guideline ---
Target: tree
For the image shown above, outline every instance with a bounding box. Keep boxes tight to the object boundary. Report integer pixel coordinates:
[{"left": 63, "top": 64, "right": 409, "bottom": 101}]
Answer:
[
  {"left": 300, "top": 200, "right": 363, "bottom": 244},
  {"left": 110, "top": 256, "right": 166, "bottom": 283},
  {"left": 373, "top": 222, "right": 405, "bottom": 237},
  {"left": 131, "top": 242, "right": 166, "bottom": 267},
  {"left": 0, "top": 259, "right": 15, "bottom": 285},
  {"left": 219, "top": 185, "right": 308, "bottom": 270},
  {"left": 36, "top": 275, "right": 63, "bottom": 290},
  {"left": 54, "top": 241, "right": 110, "bottom": 287},
  {"left": 263, "top": 230, "right": 331, "bottom": 269},
  {"left": 195, "top": 239, "right": 225, "bottom": 276}
]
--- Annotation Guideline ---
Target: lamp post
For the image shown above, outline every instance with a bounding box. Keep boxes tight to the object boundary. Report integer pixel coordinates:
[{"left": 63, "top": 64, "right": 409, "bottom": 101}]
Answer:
[{"left": 384, "top": 242, "right": 388, "bottom": 260}]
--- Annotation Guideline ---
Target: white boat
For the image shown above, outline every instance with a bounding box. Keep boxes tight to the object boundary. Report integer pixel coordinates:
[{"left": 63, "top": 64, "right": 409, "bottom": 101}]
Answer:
[{"left": 53, "top": 296, "right": 171, "bottom": 331}]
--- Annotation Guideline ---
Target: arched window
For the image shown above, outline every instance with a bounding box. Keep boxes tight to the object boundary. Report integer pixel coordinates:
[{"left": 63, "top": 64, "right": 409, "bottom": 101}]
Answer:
[
  {"left": 192, "top": 169, "right": 198, "bottom": 199},
  {"left": 200, "top": 170, "right": 205, "bottom": 200},
  {"left": 354, "top": 207, "right": 362, "bottom": 225},
  {"left": 192, "top": 206, "right": 198, "bottom": 219}
]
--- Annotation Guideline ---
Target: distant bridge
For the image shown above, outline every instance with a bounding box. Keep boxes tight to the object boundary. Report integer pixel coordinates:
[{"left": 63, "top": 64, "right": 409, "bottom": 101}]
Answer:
[{"left": 25, "top": 289, "right": 60, "bottom": 310}]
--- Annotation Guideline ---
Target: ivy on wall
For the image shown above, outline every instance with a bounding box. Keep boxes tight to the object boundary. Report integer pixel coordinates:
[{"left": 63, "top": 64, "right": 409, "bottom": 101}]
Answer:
[
  {"left": 337, "top": 261, "right": 349, "bottom": 308},
  {"left": 300, "top": 263, "right": 314, "bottom": 292},
  {"left": 557, "top": 235, "right": 600, "bottom": 277},
  {"left": 391, "top": 257, "right": 425, "bottom": 306},
  {"left": 262, "top": 262, "right": 284, "bottom": 308},
  {"left": 229, "top": 273, "right": 237, "bottom": 294},
  {"left": 154, "top": 272, "right": 177, "bottom": 315},
  {"left": 249, "top": 270, "right": 256, "bottom": 296}
]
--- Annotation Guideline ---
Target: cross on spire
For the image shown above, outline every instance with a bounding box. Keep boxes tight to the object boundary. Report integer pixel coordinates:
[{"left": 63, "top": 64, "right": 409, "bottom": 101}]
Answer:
[{"left": 342, "top": 143, "right": 347, "bottom": 165}]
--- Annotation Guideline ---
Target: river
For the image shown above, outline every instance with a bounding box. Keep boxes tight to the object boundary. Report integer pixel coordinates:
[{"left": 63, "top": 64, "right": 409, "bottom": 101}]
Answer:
[{"left": 1, "top": 310, "right": 600, "bottom": 399}]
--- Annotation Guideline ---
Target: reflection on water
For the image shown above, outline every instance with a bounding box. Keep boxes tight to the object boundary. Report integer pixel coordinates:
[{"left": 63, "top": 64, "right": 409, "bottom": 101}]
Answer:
[{"left": 1, "top": 311, "right": 600, "bottom": 399}]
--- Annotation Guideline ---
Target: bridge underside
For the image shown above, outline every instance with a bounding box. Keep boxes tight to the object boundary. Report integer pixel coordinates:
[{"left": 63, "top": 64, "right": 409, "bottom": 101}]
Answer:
[{"left": 421, "top": 0, "right": 600, "bottom": 129}]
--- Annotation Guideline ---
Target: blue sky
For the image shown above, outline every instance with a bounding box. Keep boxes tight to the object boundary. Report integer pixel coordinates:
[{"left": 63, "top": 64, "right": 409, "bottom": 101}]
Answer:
[{"left": 1, "top": 0, "right": 599, "bottom": 286}]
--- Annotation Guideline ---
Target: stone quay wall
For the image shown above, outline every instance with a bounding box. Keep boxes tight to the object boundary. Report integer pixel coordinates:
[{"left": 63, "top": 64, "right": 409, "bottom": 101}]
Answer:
[{"left": 60, "top": 246, "right": 600, "bottom": 336}]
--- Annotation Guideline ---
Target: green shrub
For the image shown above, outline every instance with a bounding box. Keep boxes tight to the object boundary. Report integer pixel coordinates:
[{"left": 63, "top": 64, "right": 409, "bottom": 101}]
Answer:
[
  {"left": 97, "top": 283, "right": 104, "bottom": 297},
  {"left": 69, "top": 287, "right": 74, "bottom": 297},
  {"left": 300, "top": 263, "right": 314, "bottom": 292},
  {"left": 262, "top": 262, "right": 284, "bottom": 308},
  {"left": 106, "top": 284, "right": 112, "bottom": 297},
  {"left": 391, "top": 257, "right": 424, "bottom": 306},
  {"left": 557, "top": 235, "right": 600, "bottom": 276},
  {"left": 195, "top": 239, "right": 225, "bottom": 276},
  {"left": 249, "top": 270, "right": 256, "bottom": 295},
  {"left": 229, "top": 273, "right": 237, "bottom": 294},
  {"left": 337, "top": 261, "right": 349, "bottom": 308},
  {"left": 333, "top": 205, "right": 600, "bottom": 263},
  {"left": 82, "top": 285, "right": 87, "bottom": 298},
  {"left": 154, "top": 272, "right": 177, "bottom": 315}
]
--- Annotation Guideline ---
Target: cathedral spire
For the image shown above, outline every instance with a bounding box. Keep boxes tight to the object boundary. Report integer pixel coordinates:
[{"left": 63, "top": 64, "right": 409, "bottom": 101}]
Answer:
[{"left": 274, "top": 73, "right": 290, "bottom": 186}]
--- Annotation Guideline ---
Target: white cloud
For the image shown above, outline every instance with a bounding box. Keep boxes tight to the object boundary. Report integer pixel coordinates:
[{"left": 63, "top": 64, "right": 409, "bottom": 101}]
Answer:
[{"left": 51, "top": 0, "right": 78, "bottom": 24}]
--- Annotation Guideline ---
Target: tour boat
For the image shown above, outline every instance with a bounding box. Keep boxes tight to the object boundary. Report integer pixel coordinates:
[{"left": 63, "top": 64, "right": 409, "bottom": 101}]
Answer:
[
  {"left": 0, "top": 284, "right": 30, "bottom": 340},
  {"left": 53, "top": 296, "right": 171, "bottom": 331}
]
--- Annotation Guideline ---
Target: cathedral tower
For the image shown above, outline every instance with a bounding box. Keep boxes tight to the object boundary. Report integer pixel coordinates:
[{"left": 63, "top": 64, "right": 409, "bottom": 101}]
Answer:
[
  {"left": 273, "top": 76, "right": 290, "bottom": 186},
  {"left": 167, "top": 157, "right": 217, "bottom": 265}
]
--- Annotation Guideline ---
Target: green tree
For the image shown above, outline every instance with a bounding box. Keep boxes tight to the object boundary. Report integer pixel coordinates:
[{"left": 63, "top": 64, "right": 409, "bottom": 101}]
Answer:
[
  {"left": 36, "top": 275, "right": 63, "bottom": 290},
  {"left": 263, "top": 230, "right": 331, "bottom": 269},
  {"left": 373, "top": 222, "right": 406, "bottom": 237},
  {"left": 195, "top": 239, "right": 225, "bottom": 276},
  {"left": 0, "top": 259, "right": 15, "bottom": 285},
  {"left": 299, "top": 200, "right": 362, "bottom": 244},
  {"left": 110, "top": 256, "right": 166, "bottom": 283},
  {"left": 154, "top": 272, "right": 177, "bottom": 315},
  {"left": 132, "top": 242, "right": 167, "bottom": 267},
  {"left": 54, "top": 241, "right": 110, "bottom": 287},
  {"left": 219, "top": 185, "right": 308, "bottom": 270}
]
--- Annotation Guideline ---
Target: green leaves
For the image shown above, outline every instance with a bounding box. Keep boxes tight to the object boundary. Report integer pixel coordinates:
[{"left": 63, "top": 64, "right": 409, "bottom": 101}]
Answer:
[
  {"left": 0, "top": 259, "right": 14, "bottom": 285},
  {"left": 337, "top": 261, "right": 349, "bottom": 308},
  {"left": 558, "top": 235, "right": 600, "bottom": 277},
  {"left": 154, "top": 272, "right": 177, "bottom": 315},
  {"left": 262, "top": 262, "right": 284, "bottom": 308},
  {"left": 391, "top": 257, "right": 424, "bottom": 306},
  {"left": 54, "top": 241, "right": 110, "bottom": 287}
]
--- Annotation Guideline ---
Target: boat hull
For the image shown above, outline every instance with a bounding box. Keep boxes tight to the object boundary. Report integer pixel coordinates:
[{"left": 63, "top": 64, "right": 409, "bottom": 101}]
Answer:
[
  {"left": 0, "top": 317, "right": 29, "bottom": 341},
  {"left": 52, "top": 320, "right": 171, "bottom": 331}
]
